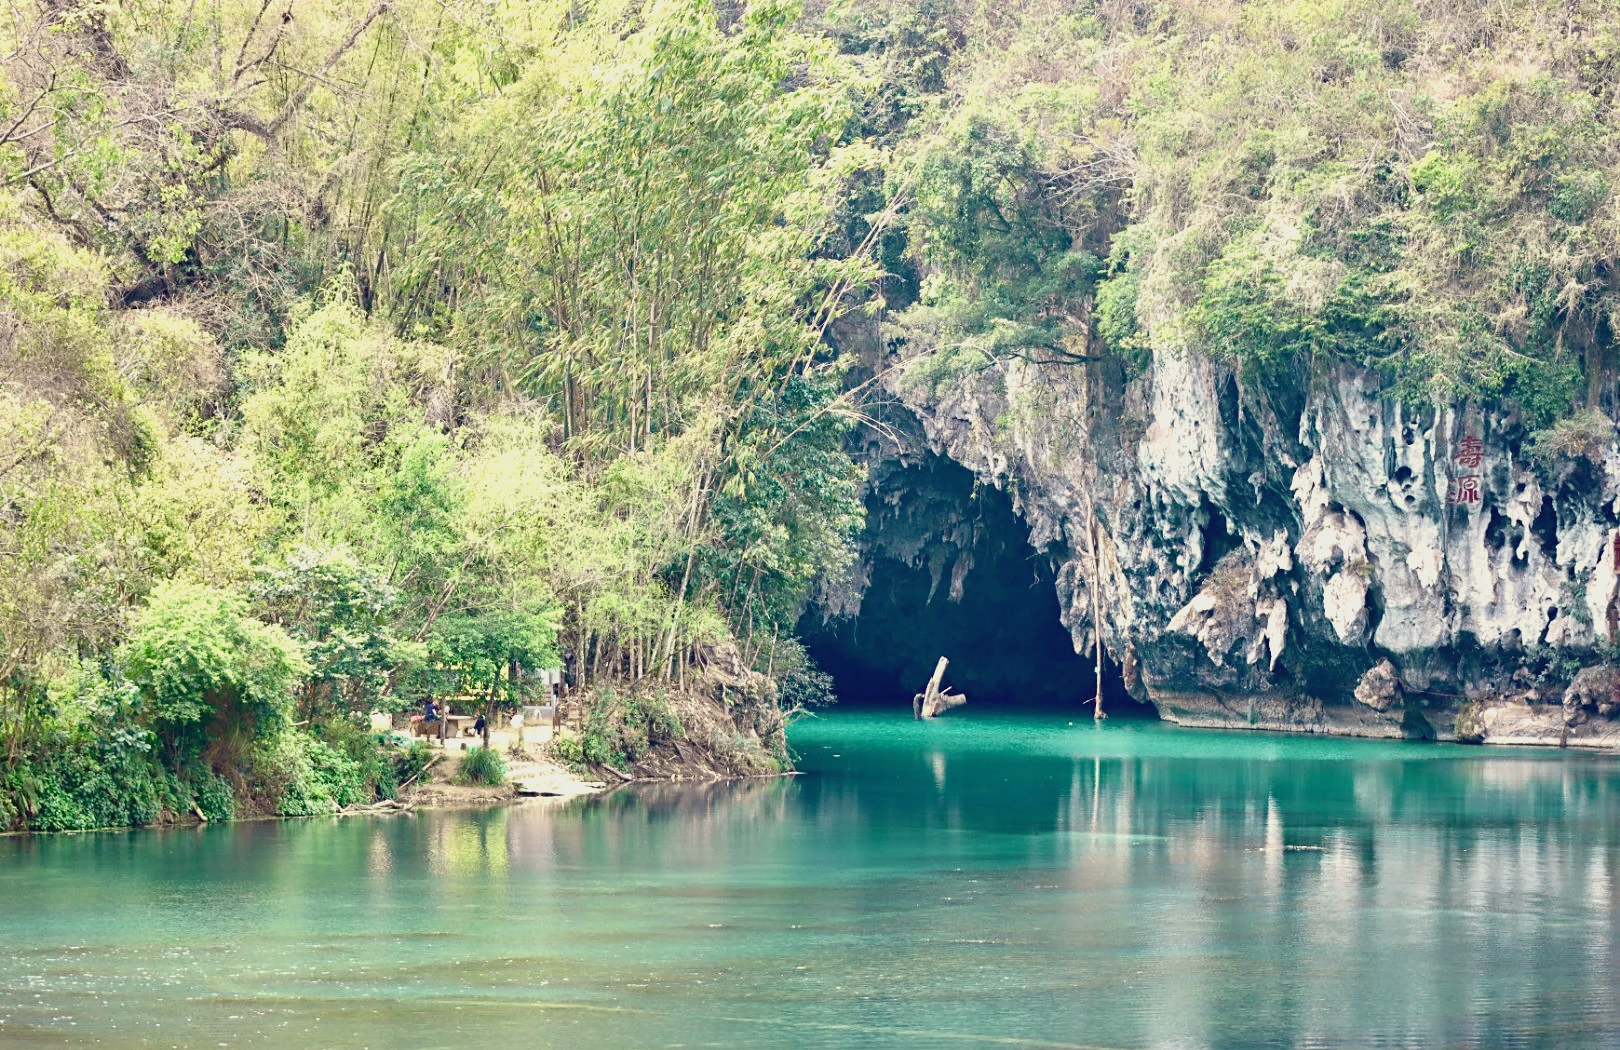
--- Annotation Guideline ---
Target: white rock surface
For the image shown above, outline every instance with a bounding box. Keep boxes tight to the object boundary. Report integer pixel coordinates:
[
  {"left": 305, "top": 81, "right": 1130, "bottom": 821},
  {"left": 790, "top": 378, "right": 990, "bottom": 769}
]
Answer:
[{"left": 873, "top": 338, "right": 1620, "bottom": 747}]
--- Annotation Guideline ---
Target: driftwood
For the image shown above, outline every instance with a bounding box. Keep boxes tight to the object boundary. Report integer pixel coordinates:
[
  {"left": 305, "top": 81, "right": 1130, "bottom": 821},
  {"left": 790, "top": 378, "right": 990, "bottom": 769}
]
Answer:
[
  {"left": 339, "top": 798, "right": 416, "bottom": 815},
  {"left": 913, "top": 656, "right": 968, "bottom": 719},
  {"left": 397, "top": 754, "right": 441, "bottom": 791}
]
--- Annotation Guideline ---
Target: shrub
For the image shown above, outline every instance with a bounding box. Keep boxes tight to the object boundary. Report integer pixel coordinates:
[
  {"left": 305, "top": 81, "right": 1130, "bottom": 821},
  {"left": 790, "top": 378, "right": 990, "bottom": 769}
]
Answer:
[
  {"left": 193, "top": 773, "right": 236, "bottom": 822},
  {"left": 2, "top": 733, "right": 184, "bottom": 832},
  {"left": 567, "top": 687, "right": 683, "bottom": 771},
  {"left": 270, "top": 733, "right": 369, "bottom": 816},
  {"left": 547, "top": 733, "right": 587, "bottom": 773},
  {"left": 626, "top": 692, "right": 681, "bottom": 746},
  {"left": 311, "top": 716, "right": 399, "bottom": 797},
  {"left": 579, "top": 687, "right": 622, "bottom": 766},
  {"left": 1528, "top": 410, "right": 1614, "bottom": 464},
  {"left": 456, "top": 745, "right": 506, "bottom": 786},
  {"left": 772, "top": 640, "right": 837, "bottom": 710},
  {"left": 394, "top": 739, "right": 435, "bottom": 791},
  {"left": 121, "top": 582, "right": 310, "bottom": 763}
]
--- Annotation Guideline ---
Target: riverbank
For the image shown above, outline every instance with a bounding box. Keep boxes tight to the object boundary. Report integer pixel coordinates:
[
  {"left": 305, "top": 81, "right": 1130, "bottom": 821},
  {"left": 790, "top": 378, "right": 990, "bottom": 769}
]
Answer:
[
  {"left": 1152, "top": 690, "right": 1620, "bottom": 749},
  {"left": 399, "top": 725, "right": 606, "bottom": 808},
  {"left": 0, "top": 725, "right": 605, "bottom": 836}
]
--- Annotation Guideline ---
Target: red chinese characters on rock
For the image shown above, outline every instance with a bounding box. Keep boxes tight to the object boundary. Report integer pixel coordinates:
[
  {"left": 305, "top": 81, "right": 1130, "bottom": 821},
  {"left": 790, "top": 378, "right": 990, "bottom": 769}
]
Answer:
[
  {"left": 1447, "top": 474, "right": 1482, "bottom": 505},
  {"left": 1448, "top": 435, "right": 1484, "bottom": 505}
]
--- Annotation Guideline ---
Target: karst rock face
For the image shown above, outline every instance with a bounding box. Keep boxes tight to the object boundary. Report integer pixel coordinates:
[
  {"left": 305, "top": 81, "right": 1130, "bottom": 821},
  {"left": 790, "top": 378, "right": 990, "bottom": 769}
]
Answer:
[{"left": 862, "top": 343, "right": 1620, "bottom": 746}]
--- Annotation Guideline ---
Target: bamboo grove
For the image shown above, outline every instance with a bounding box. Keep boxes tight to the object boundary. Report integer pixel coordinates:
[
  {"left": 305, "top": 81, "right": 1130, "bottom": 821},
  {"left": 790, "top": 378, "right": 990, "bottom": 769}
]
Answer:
[{"left": 0, "top": 0, "right": 875, "bottom": 825}]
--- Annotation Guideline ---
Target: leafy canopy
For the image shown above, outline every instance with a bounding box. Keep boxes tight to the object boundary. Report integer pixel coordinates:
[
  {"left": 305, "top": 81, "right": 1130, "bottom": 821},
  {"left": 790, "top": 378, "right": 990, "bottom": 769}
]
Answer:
[{"left": 121, "top": 582, "right": 309, "bottom": 736}]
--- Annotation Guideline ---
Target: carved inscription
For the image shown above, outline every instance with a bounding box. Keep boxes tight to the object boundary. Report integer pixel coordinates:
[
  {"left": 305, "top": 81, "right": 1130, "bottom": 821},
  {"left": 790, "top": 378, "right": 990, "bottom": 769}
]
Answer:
[{"left": 1448, "top": 435, "right": 1484, "bottom": 505}]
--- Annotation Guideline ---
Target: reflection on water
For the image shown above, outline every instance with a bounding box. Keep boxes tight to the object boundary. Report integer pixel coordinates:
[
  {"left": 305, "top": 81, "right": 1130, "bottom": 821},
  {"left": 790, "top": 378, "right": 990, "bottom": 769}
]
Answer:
[
  {"left": 429, "top": 808, "right": 510, "bottom": 878},
  {"left": 2, "top": 712, "right": 1619, "bottom": 1049}
]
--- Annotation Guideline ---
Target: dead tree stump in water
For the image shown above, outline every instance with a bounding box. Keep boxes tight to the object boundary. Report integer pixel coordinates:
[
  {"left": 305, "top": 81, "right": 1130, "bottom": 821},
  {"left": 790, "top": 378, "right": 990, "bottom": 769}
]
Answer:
[{"left": 914, "top": 657, "right": 968, "bottom": 718}]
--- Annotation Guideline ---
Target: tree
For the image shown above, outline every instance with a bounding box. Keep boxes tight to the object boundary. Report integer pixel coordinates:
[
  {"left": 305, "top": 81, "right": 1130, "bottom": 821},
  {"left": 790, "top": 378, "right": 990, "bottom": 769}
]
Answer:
[
  {"left": 121, "top": 582, "right": 309, "bottom": 764},
  {"left": 252, "top": 547, "right": 422, "bottom": 719}
]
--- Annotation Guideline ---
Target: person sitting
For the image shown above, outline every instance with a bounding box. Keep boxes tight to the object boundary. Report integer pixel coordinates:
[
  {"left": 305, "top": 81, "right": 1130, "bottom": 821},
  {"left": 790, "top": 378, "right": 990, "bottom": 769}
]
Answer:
[{"left": 473, "top": 713, "right": 487, "bottom": 735}]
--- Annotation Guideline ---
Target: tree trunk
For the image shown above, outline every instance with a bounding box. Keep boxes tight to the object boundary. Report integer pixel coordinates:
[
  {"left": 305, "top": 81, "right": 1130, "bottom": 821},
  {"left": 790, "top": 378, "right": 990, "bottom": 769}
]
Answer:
[{"left": 915, "top": 656, "right": 949, "bottom": 719}]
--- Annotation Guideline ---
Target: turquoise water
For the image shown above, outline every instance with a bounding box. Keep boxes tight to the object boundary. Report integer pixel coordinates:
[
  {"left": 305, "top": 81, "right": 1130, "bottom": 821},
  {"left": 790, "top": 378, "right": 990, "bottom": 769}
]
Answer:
[{"left": 4, "top": 712, "right": 1620, "bottom": 1049}]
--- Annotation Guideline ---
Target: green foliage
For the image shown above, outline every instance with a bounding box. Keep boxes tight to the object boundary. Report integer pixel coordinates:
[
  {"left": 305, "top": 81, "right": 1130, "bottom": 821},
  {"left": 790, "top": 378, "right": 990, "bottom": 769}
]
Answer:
[
  {"left": 702, "top": 374, "right": 866, "bottom": 640},
  {"left": 876, "top": 0, "right": 1620, "bottom": 424},
  {"left": 121, "top": 582, "right": 309, "bottom": 755},
  {"left": 547, "top": 732, "right": 588, "bottom": 774},
  {"left": 455, "top": 746, "right": 507, "bottom": 786},
  {"left": 395, "top": 740, "right": 435, "bottom": 789},
  {"left": 238, "top": 297, "right": 454, "bottom": 512},
  {"left": 0, "top": 664, "right": 245, "bottom": 830},
  {"left": 0, "top": 0, "right": 885, "bottom": 826},
  {"left": 2, "top": 735, "right": 176, "bottom": 832},
  {"left": 56, "top": 0, "right": 1620, "bottom": 824},
  {"left": 422, "top": 606, "right": 560, "bottom": 703},
  {"left": 629, "top": 693, "right": 684, "bottom": 749},
  {"left": 252, "top": 548, "right": 416, "bottom": 717},
  {"left": 0, "top": 197, "right": 156, "bottom": 761},
  {"left": 1528, "top": 409, "right": 1614, "bottom": 463},
  {"left": 1094, "top": 250, "right": 1148, "bottom": 371},
  {"left": 393, "top": 0, "right": 867, "bottom": 451},
  {"left": 311, "top": 717, "right": 404, "bottom": 800},
  {"left": 563, "top": 687, "right": 685, "bottom": 772},
  {"left": 893, "top": 106, "right": 1107, "bottom": 382},
  {"left": 771, "top": 639, "right": 839, "bottom": 710},
  {"left": 270, "top": 733, "right": 369, "bottom": 817},
  {"left": 1525, "top": 643, "right": 1587, "bottom": 687},
  {"left": 193, "top": 774, "right": 237, "bottom": 822}
]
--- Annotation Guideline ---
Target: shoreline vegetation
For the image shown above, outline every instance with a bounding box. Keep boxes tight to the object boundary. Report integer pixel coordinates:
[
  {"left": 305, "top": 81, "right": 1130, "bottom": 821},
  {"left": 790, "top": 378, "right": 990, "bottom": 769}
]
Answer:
[
  {"left": 8, "top": 0, "right": 1620, "bottom": 833},
  {"left": 0, "top": 0, "right": 850, "bottom": 832},
  {"left": 0, "top": 642, "right": 794, "bottom": 834}
]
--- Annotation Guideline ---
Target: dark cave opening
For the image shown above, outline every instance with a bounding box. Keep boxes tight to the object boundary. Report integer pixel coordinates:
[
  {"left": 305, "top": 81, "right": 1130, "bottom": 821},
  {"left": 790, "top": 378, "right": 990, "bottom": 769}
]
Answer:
[{"left": 801, "top": 455, "right": 1151, "bottom": 715}]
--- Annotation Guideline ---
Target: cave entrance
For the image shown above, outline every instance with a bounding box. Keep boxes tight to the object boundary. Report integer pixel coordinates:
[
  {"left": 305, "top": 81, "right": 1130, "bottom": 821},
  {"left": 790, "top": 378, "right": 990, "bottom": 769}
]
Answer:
[{"left": 801, "top": 455, "right": 1144, "bottom": 714}]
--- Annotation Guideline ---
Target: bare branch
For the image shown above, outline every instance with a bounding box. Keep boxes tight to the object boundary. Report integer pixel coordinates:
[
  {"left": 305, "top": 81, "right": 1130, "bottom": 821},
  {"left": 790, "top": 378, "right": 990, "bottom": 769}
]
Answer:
[
  {"left": 233, "top": 4, "right": 293, "bottom": 86},
  {"left": 231, "top": 0, "right": 276, "bottom": 83},
  {"left": 2, "top": 110, "right": 182, "bottom": 185},
  {"left": 264, "top": 1, "right": 392, "bottom": 138},
  {"left": 0, "top": 72, "right": 54, "bottom": 145}
]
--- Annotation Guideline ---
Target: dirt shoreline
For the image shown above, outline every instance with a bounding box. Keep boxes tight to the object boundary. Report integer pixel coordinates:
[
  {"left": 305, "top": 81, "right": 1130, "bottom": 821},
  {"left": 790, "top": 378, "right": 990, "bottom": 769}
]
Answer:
[{"left": 400, "top": 727, "right": 607, "bottom": 808}]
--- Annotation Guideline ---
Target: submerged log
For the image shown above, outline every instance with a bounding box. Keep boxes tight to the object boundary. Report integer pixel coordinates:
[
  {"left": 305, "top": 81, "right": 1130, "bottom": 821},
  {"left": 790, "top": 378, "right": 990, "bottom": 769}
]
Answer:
[{"left": 914, "top": 657, "right": 967, "bottom": 718}]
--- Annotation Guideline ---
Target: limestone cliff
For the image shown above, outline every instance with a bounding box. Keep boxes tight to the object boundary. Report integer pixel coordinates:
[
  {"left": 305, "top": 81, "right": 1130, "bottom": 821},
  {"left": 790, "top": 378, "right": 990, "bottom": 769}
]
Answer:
[{"left": 859, "top": 341, "right": 1620, "bottom": 747}]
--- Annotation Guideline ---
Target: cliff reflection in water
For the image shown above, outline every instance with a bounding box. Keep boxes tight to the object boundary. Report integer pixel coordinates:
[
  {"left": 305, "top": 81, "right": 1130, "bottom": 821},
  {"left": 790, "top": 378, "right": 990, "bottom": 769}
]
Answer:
[{"left": 784, "top": 714, "right": 1620, "bottom": 1049}]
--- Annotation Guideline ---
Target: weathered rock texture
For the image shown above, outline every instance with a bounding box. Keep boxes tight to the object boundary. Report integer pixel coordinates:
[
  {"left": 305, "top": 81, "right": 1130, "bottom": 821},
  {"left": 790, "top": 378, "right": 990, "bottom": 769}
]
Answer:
[
  {"left": 845, "top": 339, "right": 1620, "bottom": 748},
  {"left": 806, "top": 439, "right": 1098, "bottom": 707}
]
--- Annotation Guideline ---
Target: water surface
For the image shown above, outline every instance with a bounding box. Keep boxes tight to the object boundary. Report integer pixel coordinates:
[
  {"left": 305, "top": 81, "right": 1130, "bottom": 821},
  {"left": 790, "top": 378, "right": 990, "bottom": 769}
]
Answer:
[{"left": 3, "top": 712, "right": 1619, "bottom": 1049}]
